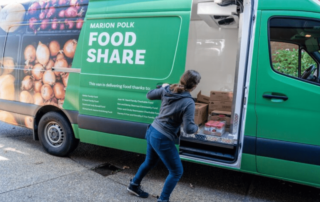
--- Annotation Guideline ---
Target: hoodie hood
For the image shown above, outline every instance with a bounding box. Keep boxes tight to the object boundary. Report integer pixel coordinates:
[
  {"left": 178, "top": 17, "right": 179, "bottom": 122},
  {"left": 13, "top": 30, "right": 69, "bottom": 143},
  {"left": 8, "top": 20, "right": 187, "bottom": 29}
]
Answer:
[{"left": 162, "top": 85, "right": 193, "bottom": 104}]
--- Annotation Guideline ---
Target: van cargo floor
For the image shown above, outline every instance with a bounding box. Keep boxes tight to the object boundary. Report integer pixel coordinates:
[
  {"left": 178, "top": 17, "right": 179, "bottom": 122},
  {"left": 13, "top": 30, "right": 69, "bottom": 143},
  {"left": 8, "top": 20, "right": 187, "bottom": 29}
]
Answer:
[
  {"left": 180, "top": 137, "right": 235, "bottom": 149},
  {"left": 179, "top": 146, "right": 235, "bottom": 161}
]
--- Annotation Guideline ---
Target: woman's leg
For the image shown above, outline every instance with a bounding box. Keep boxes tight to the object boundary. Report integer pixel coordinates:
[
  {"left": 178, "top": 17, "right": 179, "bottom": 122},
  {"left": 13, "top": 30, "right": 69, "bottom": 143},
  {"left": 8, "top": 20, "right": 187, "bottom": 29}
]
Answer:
[
  {"left": 132, "top": 126, "right": 160, "bottom": 185},
  {"left": 150, "top": 132, "right": 183, "bottom": 201}
]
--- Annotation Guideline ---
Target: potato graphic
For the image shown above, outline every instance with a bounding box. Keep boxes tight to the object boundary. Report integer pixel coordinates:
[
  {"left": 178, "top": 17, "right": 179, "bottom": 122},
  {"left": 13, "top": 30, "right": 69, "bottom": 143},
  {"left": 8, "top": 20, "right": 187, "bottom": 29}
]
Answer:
[
  {"left": 0, "top": 74, "right": 15, "bottom": 100},
  {"left": 0, "top": 111, "right": 18, "bottom": 125}
]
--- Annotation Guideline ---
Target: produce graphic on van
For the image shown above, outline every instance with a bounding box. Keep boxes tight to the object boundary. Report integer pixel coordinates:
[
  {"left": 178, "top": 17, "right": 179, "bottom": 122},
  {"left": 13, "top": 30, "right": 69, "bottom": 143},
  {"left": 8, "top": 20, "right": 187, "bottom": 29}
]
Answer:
[
  {"left": 0, "top": 0, "right": 87, "bottom": 34},
  {"left": 0, "top": 73, "right": 15, "bottom": 101},
  {"left": 20, "top": 37, "right": 77, "bottom": 108},
  {"left": 24, "top": 116, "right": 33, "bottom": 129},
  {"left": 0, "top": 0, "right": 88, "bottom": 129},
  {"left": 0, "top": 110, "right": 18, "bottom": 125},
  {"left": 26, "top": 0, "right": 87, "bottom": 33},
  {"left": 0, "top": 35, "right": 20, "bottom": 101},
  {"left": 0, "top": 3, "right": 25, "bottom": 33}
]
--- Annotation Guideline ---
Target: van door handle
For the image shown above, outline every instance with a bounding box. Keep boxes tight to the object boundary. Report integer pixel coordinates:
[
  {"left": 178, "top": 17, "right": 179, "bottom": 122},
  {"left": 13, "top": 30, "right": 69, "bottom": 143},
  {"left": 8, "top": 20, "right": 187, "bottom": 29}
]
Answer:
[{"left": 263, "top": 94, "right": 288, "bottom": 102}]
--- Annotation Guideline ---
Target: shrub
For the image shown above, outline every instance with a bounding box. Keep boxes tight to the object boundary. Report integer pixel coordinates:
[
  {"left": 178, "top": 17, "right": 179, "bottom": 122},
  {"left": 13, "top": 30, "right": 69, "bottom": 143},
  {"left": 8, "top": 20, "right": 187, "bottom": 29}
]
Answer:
[{"left": 272, "top": 49, "right": 316, "bottom": 77}]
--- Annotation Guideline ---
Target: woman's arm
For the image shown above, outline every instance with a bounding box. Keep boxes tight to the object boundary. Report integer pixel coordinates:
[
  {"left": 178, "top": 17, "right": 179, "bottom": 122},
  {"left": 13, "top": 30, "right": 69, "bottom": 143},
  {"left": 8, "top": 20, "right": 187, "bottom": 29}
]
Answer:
[
  {"left": 146, "top": 88, "right": 163, "bottom": 100},
  {"left": 182, "top": 103, "right": 198, "bottom": 134}
]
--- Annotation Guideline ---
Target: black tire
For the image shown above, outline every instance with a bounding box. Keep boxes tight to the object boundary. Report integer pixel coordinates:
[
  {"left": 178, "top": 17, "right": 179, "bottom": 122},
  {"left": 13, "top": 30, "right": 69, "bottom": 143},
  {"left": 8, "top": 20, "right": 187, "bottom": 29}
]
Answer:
[{"left": 38, "top": 112, "right": 79, "bottom": 157}]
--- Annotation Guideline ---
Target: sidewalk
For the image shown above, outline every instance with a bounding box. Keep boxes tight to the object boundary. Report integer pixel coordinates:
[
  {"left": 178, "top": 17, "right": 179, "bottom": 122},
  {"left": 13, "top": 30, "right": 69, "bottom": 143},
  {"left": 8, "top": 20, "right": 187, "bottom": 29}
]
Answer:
[{"left": 1, "top": 122, "right": 319, "bottom": 202}]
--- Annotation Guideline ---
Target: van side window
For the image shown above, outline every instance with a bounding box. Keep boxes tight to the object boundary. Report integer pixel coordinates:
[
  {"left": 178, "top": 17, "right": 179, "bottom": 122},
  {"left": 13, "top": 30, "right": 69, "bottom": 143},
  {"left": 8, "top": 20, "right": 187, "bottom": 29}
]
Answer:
[
  {"left": 301, "top": 50, "right": 317, "bottom": 78},
  {"left": 271, "top": 42, "right": 299, "bottom": 77},
  {"left": 0, "top": 37, "right": 5, "bottom": 58},
  {"left": 3, "top": 31, "right": 20, "bottom": 64},
  {"left": 269, "top": 18, "right": 320, "bottom": 84},
  {"left": 2, "top": 28, "right": 21, "bottom": 102}
]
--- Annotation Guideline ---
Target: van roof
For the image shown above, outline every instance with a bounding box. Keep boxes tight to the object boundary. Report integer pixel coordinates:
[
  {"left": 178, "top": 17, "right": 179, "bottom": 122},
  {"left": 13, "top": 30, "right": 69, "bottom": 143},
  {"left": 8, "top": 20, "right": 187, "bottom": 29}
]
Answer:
[
  {"left": 87, "top": 0, "right": 192, "bottom": 17},
  {"left": 82, "top": 0, "right": 320, "bottom": 17},
  {"left": 2, "top": 0, "right": 318, "bottom": 16},
  {"left": 259, "top": 0, "right": 320, "bottom": 13}
]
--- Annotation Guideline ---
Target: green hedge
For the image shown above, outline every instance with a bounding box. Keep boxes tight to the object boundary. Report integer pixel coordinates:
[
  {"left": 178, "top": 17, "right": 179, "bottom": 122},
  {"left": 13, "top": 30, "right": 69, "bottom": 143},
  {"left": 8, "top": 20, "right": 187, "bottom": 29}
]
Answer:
[{"left": 272, "top": 49, "right": 316, "bottom": 77}]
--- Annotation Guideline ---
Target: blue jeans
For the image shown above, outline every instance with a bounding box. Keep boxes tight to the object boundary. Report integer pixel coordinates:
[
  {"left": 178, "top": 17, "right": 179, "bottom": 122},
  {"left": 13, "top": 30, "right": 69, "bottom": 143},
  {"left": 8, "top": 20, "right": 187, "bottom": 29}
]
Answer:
[{"left": 132, "top": 126, "right": 183, "bottom": 201}]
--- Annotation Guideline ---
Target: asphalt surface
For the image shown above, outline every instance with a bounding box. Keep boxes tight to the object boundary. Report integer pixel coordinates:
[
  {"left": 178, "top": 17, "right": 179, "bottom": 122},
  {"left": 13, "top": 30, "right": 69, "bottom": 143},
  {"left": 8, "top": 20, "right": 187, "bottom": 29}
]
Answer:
[{"left": 1, "top": 121, "right": 320, "bottom": 202}]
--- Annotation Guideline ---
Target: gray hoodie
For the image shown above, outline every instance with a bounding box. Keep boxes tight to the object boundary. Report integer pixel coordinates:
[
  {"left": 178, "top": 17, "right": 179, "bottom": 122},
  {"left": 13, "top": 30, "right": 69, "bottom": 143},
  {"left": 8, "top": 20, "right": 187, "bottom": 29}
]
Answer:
[{"left": 148, "top": 86, "right": 198, "bottom": 142}]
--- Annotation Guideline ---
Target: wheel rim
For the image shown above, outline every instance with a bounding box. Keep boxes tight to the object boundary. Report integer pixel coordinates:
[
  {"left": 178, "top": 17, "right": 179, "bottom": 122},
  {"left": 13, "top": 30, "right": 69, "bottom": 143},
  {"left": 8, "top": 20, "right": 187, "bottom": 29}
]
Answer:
[{"left": 44, "top": 121, "right": 65, "bottom": 148}]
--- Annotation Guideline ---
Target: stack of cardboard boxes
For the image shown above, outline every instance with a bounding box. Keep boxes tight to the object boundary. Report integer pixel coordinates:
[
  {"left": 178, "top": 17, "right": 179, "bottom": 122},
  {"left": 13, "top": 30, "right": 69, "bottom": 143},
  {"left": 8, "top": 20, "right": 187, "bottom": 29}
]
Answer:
[
  {"left": 181, "top": 91, "right": 235, "bottom": 145},
  {"left": 208, "top": 91, "right": 233, "bottom": 128},
  {"left": 209, "top": 91, "right": 233, "bottom": 113},
  {"left": 196, "top": 90, "right": 233, "bottom": 132},
  {"left": 210, "top": 110, "right": 231, "bottom": 128}
]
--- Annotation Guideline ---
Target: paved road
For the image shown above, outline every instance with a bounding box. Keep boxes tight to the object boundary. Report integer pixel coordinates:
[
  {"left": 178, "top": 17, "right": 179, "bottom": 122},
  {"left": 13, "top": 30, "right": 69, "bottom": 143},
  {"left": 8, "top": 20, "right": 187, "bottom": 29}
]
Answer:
[{"left": 0, "top": 122, "right": 320, "bottom": 202}]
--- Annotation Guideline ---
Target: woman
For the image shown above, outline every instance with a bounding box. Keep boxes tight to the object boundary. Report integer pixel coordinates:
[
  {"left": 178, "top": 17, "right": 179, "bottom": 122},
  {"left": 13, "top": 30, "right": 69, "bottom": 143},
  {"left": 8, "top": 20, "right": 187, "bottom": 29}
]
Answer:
[{"left": 127, "top": 70, "right": 201, "bottom": 202}]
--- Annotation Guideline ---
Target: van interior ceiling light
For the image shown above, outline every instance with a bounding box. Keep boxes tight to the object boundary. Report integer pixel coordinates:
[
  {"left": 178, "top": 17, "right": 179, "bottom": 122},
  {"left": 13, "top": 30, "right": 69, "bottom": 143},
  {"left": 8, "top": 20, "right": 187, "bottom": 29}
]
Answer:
[
  {"left": 197, "top": 0, "right": 241, "bottom": 29},
  {"left": 305, "top": 34, "right": 312, "bottom": 38}
]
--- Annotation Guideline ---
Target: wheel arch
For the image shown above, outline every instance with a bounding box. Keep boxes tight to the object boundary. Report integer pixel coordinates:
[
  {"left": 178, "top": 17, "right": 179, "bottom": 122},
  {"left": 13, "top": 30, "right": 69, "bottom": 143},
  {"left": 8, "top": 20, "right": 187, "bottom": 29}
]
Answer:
[{"left": 33, "top": 105, "right": 75, "bottom": 141}]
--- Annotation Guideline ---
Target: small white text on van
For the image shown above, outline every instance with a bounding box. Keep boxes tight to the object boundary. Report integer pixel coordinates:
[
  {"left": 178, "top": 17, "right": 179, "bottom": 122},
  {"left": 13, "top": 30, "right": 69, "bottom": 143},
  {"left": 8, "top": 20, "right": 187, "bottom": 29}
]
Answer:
[{"left": 87, "top": 32, "right": 146, "bottom": 65}]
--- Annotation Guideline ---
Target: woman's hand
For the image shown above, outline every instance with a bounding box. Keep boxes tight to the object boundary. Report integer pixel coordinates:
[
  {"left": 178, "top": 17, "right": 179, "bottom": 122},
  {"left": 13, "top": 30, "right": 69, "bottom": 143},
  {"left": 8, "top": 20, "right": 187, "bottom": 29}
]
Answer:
[{"left": 162, "top": 83, "right": 169, "bottom": 88}]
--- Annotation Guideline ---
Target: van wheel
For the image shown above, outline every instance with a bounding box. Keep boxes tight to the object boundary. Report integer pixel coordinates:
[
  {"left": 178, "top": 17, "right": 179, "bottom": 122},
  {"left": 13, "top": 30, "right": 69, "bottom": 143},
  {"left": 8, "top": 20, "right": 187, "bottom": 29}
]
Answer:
[{"left": 38, "top": 112, "right": 79, "bottom": 157}]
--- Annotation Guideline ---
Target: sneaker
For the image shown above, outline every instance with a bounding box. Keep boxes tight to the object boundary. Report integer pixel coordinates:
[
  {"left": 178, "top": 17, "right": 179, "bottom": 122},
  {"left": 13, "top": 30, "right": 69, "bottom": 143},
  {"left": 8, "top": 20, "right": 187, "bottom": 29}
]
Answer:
[{"left": 127, "top": 179, "right": 149, "bottom": 198}]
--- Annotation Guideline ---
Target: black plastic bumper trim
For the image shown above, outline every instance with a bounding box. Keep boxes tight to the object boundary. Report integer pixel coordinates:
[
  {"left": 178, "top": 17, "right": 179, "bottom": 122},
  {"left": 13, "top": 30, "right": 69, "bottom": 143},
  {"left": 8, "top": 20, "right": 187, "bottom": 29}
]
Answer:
[
  {"left": 243, "top": 135, "right": 320, "bottom": 166},
  {"left": 256, "top": 138, "right": 320, "bottom": 166},
  {"left": 0, "top": 99, "right": 38, "bottom": 116},
  {"left": 0, "top": 99, "right": 78, "bottom": 124},
  {"left": 62, "top": 110, "right": 78, "bottom": 125},
  {"left": 243, "top": 136, "right": 256, "bottom": 155},
  {"left": 78, "top": 114, "right": 179, "bottom": 144},
  {"left": 78, "top": 114, "right": 149, "bottom": 140}
]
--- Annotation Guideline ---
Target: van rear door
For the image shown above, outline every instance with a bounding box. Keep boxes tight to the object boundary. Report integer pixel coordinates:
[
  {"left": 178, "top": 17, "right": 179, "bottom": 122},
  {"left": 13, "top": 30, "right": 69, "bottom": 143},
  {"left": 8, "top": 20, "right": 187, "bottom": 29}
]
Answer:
[{"left": 77, "top": 0, "right": 192, "bottom": 152}]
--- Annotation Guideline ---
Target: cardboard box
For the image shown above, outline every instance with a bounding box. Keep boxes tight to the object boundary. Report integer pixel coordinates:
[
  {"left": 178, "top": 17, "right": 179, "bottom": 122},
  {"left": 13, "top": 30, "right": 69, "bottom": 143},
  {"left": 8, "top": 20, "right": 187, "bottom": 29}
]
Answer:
[
  {"left": 208, "top": 101, "right": 232, "bottom": 112},
  {"left": 194, "top": 103, "right": 208, "bottom": 125},
  {"left": 197, "top": 91, "right": 210, "bottom": 104},
  {"left": 209, "top": 106, "right": 232, "bottom": 113},
  {"left": 209, "top": 110, "right": 231, "bottom": 127},
  {"left": 210, "top": 91, "right": 233, "bottom": 101}
]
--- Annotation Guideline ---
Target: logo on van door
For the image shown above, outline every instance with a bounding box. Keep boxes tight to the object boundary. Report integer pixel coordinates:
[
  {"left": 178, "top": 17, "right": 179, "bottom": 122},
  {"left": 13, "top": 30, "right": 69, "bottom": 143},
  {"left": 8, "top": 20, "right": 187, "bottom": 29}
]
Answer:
[
  {"left": 87, "top": 31, "right": 146, "bottom": 65},
  {"left": 82, "top": 17, "right": 181, "bottom": 80}
]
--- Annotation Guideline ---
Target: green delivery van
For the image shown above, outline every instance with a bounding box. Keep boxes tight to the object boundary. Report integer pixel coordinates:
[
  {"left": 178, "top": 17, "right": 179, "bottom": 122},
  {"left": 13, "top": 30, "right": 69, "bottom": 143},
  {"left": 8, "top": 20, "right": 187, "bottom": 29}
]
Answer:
[{"left": 1, "top": 0, "right": 320, "bottom": 188}]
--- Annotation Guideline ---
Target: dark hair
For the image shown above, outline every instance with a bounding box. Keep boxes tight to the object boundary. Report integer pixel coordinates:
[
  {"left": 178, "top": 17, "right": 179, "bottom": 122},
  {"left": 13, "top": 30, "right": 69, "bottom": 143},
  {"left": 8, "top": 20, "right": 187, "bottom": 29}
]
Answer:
[{"left": 170, "top": 70, "right": 201, "bottom": 93}]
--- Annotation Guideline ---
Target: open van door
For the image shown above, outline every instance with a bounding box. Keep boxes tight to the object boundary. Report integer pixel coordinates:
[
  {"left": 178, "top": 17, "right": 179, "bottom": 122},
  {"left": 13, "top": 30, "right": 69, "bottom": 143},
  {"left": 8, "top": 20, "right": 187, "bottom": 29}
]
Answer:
[
  {"left": 77, "top": 0, "right": 193, "bottom": 152},
  {"left": 255, "top": 11, "right": 320, "bottom": 186}
]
